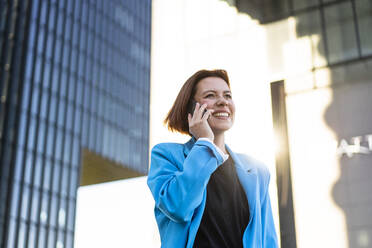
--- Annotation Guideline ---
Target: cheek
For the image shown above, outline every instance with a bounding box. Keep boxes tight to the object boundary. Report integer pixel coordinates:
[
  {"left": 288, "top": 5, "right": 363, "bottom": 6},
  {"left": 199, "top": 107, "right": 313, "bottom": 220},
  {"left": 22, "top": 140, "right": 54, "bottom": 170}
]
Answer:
[{"left": 199, "top": 99, "right": 213, "bottom": 107}]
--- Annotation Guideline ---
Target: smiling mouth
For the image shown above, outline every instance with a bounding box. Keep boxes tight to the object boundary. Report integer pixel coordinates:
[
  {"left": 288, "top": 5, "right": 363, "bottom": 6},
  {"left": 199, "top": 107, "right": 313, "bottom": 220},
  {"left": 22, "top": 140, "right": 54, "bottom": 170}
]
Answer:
[{"left": 213, "top": 112, "right": 229, "bottom": 117}]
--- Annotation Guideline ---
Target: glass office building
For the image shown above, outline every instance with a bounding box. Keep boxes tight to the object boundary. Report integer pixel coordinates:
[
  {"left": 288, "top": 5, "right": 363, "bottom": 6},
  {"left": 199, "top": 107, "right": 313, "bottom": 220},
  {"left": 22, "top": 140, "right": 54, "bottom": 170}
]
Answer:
[{"left": 0, "top": 0, "right": 151, "bottom": 247}]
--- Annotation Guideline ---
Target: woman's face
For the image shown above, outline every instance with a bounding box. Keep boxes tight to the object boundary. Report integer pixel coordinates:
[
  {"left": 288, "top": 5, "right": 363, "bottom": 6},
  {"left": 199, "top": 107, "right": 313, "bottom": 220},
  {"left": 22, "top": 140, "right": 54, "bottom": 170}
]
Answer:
[{"left": 193, "top": 76, "right": 235, "bottom": 134}]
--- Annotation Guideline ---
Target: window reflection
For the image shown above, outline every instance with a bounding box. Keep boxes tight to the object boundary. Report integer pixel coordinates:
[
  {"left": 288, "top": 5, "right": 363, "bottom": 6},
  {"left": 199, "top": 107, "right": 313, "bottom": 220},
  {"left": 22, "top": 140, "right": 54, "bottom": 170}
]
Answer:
[
  {"left": 18, "top": 112, "right": 27, "bottom": 147},
  {"left": 6, "top": 219, "right": 16, "bottom": 247},
  {"left": 43, "top": 158, "right": 52, "bottom": 191},
  {"left": 356, "top": 0, "right": 372, "bottom": 56},
  {"left": 37, "top": 121, "right": 46, "bottom": 154},
  {"left": 34, "top": 155, "right": 43, "bottom": 188},
  {"left": 47, "top": 229, "right": 56, "bottom": 248},
  {"left": 324, "top": 2, "right": 358, "bottom": 63},
  {"left": 27, "top": 117, "right": 36, "bottom": 151},
  {"left": 30, "top": 189, "right": 40, "bottom": 223}
]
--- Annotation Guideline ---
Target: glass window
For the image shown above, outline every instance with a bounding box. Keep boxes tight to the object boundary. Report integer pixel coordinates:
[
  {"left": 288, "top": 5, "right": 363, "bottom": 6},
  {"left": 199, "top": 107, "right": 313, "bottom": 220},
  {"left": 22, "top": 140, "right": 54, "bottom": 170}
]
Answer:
[
  {"left": 18, "top": 111, "right": 27, "bottom": 147},
  {"left": 43, "top": 61, "right": 51, "bottom": 89},
  {"left": 14, "top": 148, "right": 24, "bottom": 181},
  {"left": 49, "top": 4, "right": 57, "bottom": 30},
  {"left": 67, "top": 200, "right": 75, "bottom": 230},
  {"left": 60, "top": 164, "right": 69, "bottom": 197},
  {"left": 74, "top": 1, "right": 82, "bottom": 21},
  {"left": 10, "top": 182, "right": 20, "bottom": 217},
  {"left": 34, "top": 57, "right": 42, "bottom": 85},
  {"left": 30, "top": 189, "right": 40, "bottom": 223},
  {"left": 25, "top": 50, "right": 34, "bottom": 80},
  {"left": 62, "top": 43, "right": 71, "bottom": 69},
  {"left": 46, "top": 124, "right": 55, "bottom": 158},
  {"left": 58, "top": 199, "right": 67, "bottom": 228},
  {"left": 27, "top": 116, "right": 36, "bottom": 151},
  {"left": 63, "top": 133, "right": 72, "bottom": 163},
  {"left": 37, "top": 120, "right": 46, "bottom": 154},
  {"left": 67, "top": 0, "right": 74, "bottom": 16},
  {"left": 48, "top": 229, "right": 56, "bottom": 248},
  {"left": 55, "top": 129, "right": 63, "bottom": 161},
  {"left": 89, "top": 7, "right": 96, "bottom": 30},
  {"left": 46, "top": 33, "right": 54, "bottom": 61},
  {"left": 21, "top": 185, "right": 30, "bottom": 220},
  {"left": 66, "top": 103, "right": 74, "bottom": 132},
  {"left": 40, "top": 89, "right": 49, "bottom": 119},
  {"left": 6, "top": 218, "right": 17, "bottom": 247},
  {"left": 71, "top": 137, "right": 80, "bottom": 168},
  {"left": 24, "top": 150, "right": 34, "bottom": 185},
  {"left": 16, "top": 222, "right": 27, "bottom": 248},
  {"left": 40, "top": 0, "right": 47, "bottom": 25},
  {"left": 40, "top": 192, "right": 49, "bottom": 225},
  {"left": 58, "top": 99, "right": 66, "bottom": 128},
  {"left": 356, "top": 0, "right": 372, "bottom": 56},
  {"left": 52, "top": 164, "right": 62, "bottom": 194},
  {"left": 38, "top": 226, "right": 47, "bottom": 248},
  {"left": 30, "top": 0, "right": 39, "bottom": 21},
  {"left": 88, "top": 114, "right": 96, "bottom": 150},
  {"left": 64, "top": 17, "right": 73, "bottom": 42},
  {"left": 49, "top": 94, "right": 57, "bottom": 123},
  {"left": 37, "top": 27, "right": 45, "bottom": 55},
  {"left": 42, "top": 158, "right": 52, "bottom": 191},
  {"left": 95, "top": 120, "right": 103, "bottom": 153},
  {"left": 69, "top": 169, "right": 79, "bottom": 196},
  {"left": 81, "top": 111, "right": 89, "bottom": 147},
  {"left": 324, "top": 2, "right": 359, "bottom": 64},
  {"left": 55, "top": 38, "right": 62, "bottom": 65},
  {"left": 49, "top": 194, "right": 58, "bottom": 227},
  {"left": 74, "top": 107, "right": 81, "bottom": 134},
  {"left": 34, "top": 155, "right": 43, "bottom": 188},
  {"left": 71, "top": 47, "right": 78, "bottom": 73},
  {"left": 57, "top": 11, "right": 64, "bottom": 37},
  {"left": 83, "top": 83, "right": 91, "bottom": 109}
]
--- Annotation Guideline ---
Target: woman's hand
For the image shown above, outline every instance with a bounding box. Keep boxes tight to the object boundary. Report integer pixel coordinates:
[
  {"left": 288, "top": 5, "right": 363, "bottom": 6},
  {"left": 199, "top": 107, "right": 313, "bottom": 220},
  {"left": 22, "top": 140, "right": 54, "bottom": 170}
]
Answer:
[{"left": 188, "top": 103, "right": 214, "bottom": 141}]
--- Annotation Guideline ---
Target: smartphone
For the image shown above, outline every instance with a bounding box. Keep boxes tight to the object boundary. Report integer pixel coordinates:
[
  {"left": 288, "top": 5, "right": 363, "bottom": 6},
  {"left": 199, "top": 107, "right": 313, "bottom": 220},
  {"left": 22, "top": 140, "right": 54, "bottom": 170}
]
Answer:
[{"left": 188, "top": 100, "right": 207, "bottom": 117}]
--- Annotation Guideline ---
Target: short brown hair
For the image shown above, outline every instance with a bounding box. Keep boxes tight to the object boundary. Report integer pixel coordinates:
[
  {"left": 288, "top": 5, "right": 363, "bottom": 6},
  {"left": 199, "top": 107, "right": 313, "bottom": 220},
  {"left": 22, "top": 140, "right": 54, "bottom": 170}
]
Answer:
[{"left": 164, "top": 69, "right": 230, "bottom": 135}]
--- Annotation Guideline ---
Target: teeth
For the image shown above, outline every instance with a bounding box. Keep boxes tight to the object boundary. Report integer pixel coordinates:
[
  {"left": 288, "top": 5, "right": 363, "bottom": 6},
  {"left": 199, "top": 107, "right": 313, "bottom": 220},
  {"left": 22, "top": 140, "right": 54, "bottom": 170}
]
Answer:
[{"left": 213, "top": 112, "right": 229, "bottom": 117}]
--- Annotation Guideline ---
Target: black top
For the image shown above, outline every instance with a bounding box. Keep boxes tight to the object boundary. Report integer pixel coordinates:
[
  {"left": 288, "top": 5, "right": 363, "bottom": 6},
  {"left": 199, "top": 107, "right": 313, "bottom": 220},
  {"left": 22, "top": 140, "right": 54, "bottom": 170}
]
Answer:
[{"left": 193, "top": 156, "right": 250, "bottom": 248}]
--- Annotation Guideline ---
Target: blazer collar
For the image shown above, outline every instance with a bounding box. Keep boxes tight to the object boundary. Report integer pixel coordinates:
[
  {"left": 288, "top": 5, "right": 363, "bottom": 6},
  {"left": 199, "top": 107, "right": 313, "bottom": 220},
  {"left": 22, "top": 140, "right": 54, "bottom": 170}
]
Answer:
[
  {"left": 183, "top": 136, "right": 197, "bottom": 157},
  {"left": 184, "top": 138, "right": 254, "bottom": 172}
]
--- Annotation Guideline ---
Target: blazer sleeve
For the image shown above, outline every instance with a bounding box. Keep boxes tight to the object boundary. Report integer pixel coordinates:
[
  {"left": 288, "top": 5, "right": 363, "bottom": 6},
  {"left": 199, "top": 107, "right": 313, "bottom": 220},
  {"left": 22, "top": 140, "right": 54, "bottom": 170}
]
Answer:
[{"left": 147, "top": 140, "right": 225, "bottom": 223}]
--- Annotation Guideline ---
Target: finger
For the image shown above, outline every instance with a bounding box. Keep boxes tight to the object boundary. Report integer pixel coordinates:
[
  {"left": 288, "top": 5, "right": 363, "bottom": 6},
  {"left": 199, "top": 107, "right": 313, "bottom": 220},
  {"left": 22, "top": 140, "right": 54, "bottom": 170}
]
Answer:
[
  {"left": 202, "top": 109, "right": 213, "bottom": 121},
  {"left": 192, "top": 102, "right": 200, "bottom": 119},
  {"left": 197, "top": 103, "right": 208, "bottom": 119}
]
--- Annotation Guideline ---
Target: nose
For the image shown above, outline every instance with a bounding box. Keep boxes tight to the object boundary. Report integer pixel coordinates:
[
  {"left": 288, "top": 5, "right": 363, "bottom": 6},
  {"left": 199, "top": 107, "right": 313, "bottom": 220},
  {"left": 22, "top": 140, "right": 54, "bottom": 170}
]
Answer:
[{"left": 216, "top": 96, "right": 228, "bottom": 106}]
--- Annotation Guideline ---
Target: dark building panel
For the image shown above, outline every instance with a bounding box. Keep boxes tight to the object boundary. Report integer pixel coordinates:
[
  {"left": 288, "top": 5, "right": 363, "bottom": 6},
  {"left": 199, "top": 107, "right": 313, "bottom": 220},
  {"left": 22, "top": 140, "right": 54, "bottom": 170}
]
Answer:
[{"left": 0, "top": 0, "right": 151, "bottom": 247}]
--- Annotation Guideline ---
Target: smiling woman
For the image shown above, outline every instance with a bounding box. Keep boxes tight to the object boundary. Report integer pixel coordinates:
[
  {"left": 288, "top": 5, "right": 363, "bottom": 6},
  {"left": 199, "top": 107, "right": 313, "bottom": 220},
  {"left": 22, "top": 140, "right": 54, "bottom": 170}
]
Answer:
[{"left": 147, "top": 69, "right": 279, "bottom": 248}]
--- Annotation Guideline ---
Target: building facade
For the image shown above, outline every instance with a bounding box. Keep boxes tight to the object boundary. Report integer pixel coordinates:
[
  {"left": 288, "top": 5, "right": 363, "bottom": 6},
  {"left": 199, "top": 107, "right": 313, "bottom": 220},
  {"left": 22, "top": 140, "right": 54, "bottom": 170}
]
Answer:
[
  {"left": 0, "top": 0, "right": 151, "bottom": 247},
  {"left": 243, "top": 0, "right": 372, "bottom": 247}
]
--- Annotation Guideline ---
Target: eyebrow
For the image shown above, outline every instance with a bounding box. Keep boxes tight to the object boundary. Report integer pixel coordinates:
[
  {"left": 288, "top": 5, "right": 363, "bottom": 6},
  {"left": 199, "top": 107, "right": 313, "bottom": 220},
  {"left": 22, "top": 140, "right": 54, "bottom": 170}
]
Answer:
[{"left": 202, "top": 90, "right": 232, "bottom": 95}]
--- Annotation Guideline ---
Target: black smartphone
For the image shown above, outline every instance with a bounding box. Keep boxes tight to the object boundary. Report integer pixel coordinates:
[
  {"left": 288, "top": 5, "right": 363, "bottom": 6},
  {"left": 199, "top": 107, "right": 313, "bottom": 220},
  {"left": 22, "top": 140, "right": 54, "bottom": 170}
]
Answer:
[{"left": 188, "top": 100, "right": 207, "bottom": 117}]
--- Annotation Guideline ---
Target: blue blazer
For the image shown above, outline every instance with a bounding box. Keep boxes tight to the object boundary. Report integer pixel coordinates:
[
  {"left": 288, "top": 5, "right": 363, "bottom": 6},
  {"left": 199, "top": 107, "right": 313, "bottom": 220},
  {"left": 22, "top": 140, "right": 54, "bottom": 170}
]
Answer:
[{"left": 147, "top": 138, "right": 278, "bottom": 248}]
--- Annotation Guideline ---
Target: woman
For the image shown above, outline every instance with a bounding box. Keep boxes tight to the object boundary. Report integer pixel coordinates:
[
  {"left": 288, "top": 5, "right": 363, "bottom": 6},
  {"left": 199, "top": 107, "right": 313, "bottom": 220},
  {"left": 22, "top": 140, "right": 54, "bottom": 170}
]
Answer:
[{"left": 147, "top": 69, "right": 278, "bottom": 248}]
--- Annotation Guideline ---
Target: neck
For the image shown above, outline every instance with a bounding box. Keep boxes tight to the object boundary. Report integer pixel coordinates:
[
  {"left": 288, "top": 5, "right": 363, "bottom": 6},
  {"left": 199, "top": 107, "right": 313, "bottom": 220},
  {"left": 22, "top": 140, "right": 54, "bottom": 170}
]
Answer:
[{"left": 213, "top": 133, "right": 226, "bottom": 154}]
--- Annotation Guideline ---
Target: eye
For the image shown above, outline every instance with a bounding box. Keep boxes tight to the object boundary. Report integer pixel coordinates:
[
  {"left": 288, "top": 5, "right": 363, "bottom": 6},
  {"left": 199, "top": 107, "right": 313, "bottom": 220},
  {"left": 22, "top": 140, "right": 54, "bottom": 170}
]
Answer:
[
  {"left": 224, "top": 93, "right": 232, "bottom": 99},
  {"left": 205, "top": 93, "right": 215, "bottom": 98}
]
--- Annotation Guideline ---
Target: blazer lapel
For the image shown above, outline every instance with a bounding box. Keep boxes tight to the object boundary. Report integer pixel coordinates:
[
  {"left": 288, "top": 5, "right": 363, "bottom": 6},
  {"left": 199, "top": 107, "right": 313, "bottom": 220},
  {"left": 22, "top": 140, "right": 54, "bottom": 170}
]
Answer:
[{"left": 226, "top": 145, "right": 258, "bottom": 224}]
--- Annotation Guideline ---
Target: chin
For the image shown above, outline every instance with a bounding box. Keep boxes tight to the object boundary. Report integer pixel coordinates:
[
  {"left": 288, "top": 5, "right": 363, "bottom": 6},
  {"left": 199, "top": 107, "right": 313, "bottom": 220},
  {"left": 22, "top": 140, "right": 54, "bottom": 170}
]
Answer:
[{"left": 211, "top": 124, "right": 233, "bottom": 133}]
